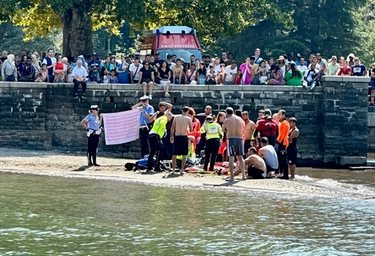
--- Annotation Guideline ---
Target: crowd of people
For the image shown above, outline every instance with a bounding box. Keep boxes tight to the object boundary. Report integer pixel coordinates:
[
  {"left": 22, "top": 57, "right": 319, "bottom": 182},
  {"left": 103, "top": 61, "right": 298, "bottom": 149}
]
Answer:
[
  {"left": 1, "top": 47, "right": 374, "bottom": 103},
  {"left": 126, "top": 98, "right": 299, "bottom": 181}
]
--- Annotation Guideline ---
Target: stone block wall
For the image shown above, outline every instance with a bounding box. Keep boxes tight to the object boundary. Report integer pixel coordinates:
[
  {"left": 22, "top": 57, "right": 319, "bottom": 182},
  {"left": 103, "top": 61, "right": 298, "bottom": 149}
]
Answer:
[{"left": 0, "top": 77, "right": 369, "bottom": 166}]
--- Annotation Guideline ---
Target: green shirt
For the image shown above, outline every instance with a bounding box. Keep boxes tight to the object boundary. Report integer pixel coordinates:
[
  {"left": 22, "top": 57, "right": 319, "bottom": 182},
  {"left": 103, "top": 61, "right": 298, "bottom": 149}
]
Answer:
[
  {"left": 200, "top": 122, "right": 223, "bottom": 140},
  {"left": 285, "top": 71, "right": 303, "bottom": 86}
]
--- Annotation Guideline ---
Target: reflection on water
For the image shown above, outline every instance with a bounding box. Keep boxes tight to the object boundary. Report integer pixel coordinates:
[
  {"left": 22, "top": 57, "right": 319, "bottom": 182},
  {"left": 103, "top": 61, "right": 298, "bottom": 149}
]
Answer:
[{"left": 0, "top": 173, "right": 374, "bottom": 255}]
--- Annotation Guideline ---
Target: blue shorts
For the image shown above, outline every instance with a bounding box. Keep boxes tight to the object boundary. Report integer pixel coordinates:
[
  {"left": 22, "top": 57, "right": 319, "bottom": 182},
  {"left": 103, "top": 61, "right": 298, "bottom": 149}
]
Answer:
[{"left": 370, "top": 80, "right": 375, "bottom": 90}]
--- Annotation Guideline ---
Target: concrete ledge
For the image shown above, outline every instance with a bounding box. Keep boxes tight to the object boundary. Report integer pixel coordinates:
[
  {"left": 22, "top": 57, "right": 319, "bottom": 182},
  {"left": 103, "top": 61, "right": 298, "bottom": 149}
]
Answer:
[
  {"left": 335, "top": 156, "right": 367, "bottom": 166},
  {"left": 321, "top": 75, "right": 370, "bottom": 83}
]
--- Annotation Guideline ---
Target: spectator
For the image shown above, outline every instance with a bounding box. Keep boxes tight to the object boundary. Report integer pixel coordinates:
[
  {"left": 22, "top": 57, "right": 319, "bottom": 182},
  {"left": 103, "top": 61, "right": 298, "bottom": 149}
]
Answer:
[
  {"left": 88, "top": 53, "right": 101, "bottom": 83},
  {"left": 297, "top": 57, "right": 308, "bottom": 75},
  {"left": 347, "top": 53, "right": 355, "bottom": 67},
  {"left": 206, "top": 65, "right": 217, "bottom": 84},
  {"left": 189, "top": 55, "right": 196, "bottom": 66},
  {"left": 109, "top": 69, "right": 118, "bottom": 84},
  {"left": 295, "top": 53, "right": 307, "bottom": 66},
  {"left": 117, "top": 56, "right": 130, "bottom": 84},
  {"left": 220, "top": 52, "right": 228, "bottom": 64},
  {"left": 138, "top": 61, "right": 155, "bottom": 99},
  {"left": 225, "top": 52, "right": 234, "bottom": 66},
  {"left": 370, "top": 63, "right": 375, "bottom": 106},
  {"left": 66, "top": 67, "right": 74, "bottom": 83},
  {"left": 253, "top": 48, "right": 263, "bottom": 64},
  {"left": 240, "top": 57, "right": 253, "bottom": 85},
  {"left": 31, "top": 54, "right": 41, "bottom": 78},
  {"left": 316, "top": 53, "right": 328, "bottom": 68},
  {"left": 101, "top": 56, "right": 114, "bottom": 72},
  {"left": 18, "top": 55, "right": 27, "bottom": 79},
  {"left": 129, "top": 58, "right": 143, "bottom": 84},
  {"left": 266, "top": 57, "right": 274, "bottom": 78},
  {"left": 0, "top": 50, "right": 8, "bottom": 63},
  {"left": 337, "top": 60, "right": 352, "bottom": 76},
  {"left": 197, "top": 62, "right": 207, "bottom": 85},
  {"left": 276, "top": 56, "right": 286, "bottom": 76},
  {"left": 153, "top": 52, "right": 163, "bottom": 68},
  {"left": 327, "top": 56, "right": 340, "bottom": 75},
  {"left": 224, "top": 62, "right": 238, "bottom": 85},
  {"left": 1, "top": 54, "right": 17, "bottom": 81},
  {"left": 268, "top": 58, "right": 285, "bottom": 85},
  {"left": 42, "top": 49, "right": 56, "bottom": 82},
  {"left": 185, "top": 63, "right": 197, "bottom": 84},
  {"left": 158, "top": 60, "right": 171, "bottom": 97},
  {"left": 19, "top": 57, "right": 36, "bottom": 82},
  {"left": 285, "top": 63, "right": 302, "bottom": 86},
  {"left": 101, "top": 67, "right": 109, "bottom": 84},
  {"left": 35, "top": 64, "right": 48, "bottom": 82},
  {"left": 53, "top": 54, "right": 65, "bottom": 83},
  {"left": 235, "top": 69, "right": 242, "bottom": 85},
  {"left": 172, "top": 59, "right": 183, "bottom": 84},
  {"left": 253, "top": 60, "right": 267, "bottom": 84},
  {"left": 72, "top": 60, "right": 88, "bottom": 99},
  {"left": 351, "top": 57, "right": 367, "bottom": 76},
  {"left": 304, "top": 63, "right": 319, "bottom": 86}
]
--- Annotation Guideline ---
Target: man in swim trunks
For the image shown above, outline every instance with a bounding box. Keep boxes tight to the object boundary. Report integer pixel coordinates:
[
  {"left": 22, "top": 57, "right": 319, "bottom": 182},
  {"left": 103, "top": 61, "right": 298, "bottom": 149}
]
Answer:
[
  {"left": 245, "top": 147, "right": 267, "bottom": 179},
  {"left": 241, "top": 111, "right": 256, "bottom": 155},
  {"left": 258, "top": 137, "right": 279, "bottom": 177},
  {"left": 222, "top": 107, "right": 246, "bottom": 181},
  {"left": 170, "top": 106, "right": 193, "bottom": 175}
]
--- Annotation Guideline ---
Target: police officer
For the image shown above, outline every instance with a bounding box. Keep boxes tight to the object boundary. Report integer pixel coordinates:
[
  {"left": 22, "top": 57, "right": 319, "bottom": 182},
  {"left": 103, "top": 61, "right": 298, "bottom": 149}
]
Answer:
[
  {"left": 200, "top": 115, "right": 223, "bottom": 172},
  {"left": 132, "top": 95, "right": 155, "bottom": 158},
  {"left": 81, "top": 105, "right": 103, "bottom": 166}
]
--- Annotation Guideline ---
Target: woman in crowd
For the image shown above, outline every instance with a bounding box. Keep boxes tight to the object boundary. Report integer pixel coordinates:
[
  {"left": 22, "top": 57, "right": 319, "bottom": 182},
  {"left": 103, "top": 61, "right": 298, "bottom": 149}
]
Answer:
[
  {"left": 254, "top": 60, "right": 268, "bottom": 84},
  {"left": 138, "top": 61, "right": 155, "bottom": 99},
  {"left": 158, "top": 60, "right": 171, "bottom": 97},
  {"left": 285, "top": 63, "right": 302, "bottom": 86},
  {"left": 240, "top": 57, "right": 252, "bottom": 85},
  {"left": 117, "top": 56, "right": 130, "bottom": 84},
  {"left": 53, "top": 54, "right": 65, "bottom": 83},
  {"left": 35, "top": 63, "right": 48, "bottom": 82},
  {"left": 66, "top": 67, "right": 74, "bottom": 83},
  {"left": 185, "top": 63, "right": 197, "bottom": 84},
  {"left": 337, "top": 59, "right": 352, "bottom": 76},
  {"left": 31, "top": 54, "right": 41, "bottom": 79},
  {"left": 1, "top": 54, "right": 17, "bottom": 81},
  {"left": 18, "top": 55, "right": 27, "bottom": 79},
  {"left": 268, "top": 58, "right": 285, "bottom": 85},
  {"left": 80, "top": 105, "right": 103, "bottom": 166},
  {"left": 197, "top": 62, "right": 207, "bottom": 85}
]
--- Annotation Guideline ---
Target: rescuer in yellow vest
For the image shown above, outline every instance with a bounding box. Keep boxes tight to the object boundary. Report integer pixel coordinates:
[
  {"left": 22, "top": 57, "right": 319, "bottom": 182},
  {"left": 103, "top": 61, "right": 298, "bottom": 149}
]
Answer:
[{"left": 200, "top": 115, "right": 223, "bottom": 172}]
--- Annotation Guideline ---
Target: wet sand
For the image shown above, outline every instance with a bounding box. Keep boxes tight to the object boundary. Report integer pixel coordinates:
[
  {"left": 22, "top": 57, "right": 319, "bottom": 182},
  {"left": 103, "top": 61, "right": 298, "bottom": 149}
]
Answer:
[{"left": 1, "top": 148, "right": 374, "bottom": 200}]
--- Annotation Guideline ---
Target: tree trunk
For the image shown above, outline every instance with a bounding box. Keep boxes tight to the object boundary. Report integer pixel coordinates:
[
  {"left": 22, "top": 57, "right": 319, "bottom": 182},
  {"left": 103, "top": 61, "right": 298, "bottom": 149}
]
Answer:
[
  {"left": 62, "top": 9, "right": 72, "bottom": 58},
  {"left": 62, "top": 6, "right": 93, "bottom": 58}
]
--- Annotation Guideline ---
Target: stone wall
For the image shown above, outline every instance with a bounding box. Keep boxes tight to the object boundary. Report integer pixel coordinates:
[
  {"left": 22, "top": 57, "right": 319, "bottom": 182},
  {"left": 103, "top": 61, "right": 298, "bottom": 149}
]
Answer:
[{"left": 0, "top": 76, "right": 369, "bottom": 166}]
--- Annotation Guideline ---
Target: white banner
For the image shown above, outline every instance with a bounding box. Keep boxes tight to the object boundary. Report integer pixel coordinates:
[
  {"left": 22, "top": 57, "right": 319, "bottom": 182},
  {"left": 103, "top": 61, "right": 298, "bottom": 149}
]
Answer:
[{"left": 103, "top": 109, "right": 140, "bottom": 145}]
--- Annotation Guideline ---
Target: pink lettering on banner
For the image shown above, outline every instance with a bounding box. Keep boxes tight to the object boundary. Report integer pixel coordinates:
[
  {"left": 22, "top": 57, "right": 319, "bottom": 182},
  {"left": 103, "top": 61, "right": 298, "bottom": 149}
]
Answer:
[{"left": 103, "top": 109, "right": 140, "bottom": 145}]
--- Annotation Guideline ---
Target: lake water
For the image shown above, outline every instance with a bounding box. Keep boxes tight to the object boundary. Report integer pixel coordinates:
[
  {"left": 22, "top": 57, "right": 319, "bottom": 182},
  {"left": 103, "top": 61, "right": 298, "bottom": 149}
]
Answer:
[{"left": 0, "top": 172, "right": 375, "bottom": 256}]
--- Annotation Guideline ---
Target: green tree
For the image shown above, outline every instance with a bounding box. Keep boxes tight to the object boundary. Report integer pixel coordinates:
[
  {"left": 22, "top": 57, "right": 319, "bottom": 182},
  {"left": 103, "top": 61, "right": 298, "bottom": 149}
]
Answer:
[{"left": 0, "top": 0, "right": 290, "bottom": 58}]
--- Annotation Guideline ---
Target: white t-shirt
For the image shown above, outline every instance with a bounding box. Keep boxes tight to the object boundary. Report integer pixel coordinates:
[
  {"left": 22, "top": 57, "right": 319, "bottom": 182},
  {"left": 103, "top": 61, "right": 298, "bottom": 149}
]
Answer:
[
  {"left": 72, "top": 66, "right": 88, "bottom": 78},
  {"left": 304, "top": 69, "right": 317, "bottom": 82},
  {"left": 214, "top": 64, "right": 221, "bottom": 72},
  {"left": 129, "top": 63, "right": 143, "bottom": 81},
  {"left": 298, "top": 65, "right": 308, "bottom": 75},
  {"left": 224, "top": 66, "right": 237, "bottom": 82}
]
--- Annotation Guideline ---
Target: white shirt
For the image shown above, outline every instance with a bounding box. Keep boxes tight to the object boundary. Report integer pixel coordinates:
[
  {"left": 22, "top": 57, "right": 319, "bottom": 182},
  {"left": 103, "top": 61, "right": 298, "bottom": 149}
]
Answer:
[
  {"left": 207, "top": 69, "right": 218, "bottom": 78},
  {"left": 224, "top": 66, "right": 237, "bottom": 82},
  {"left": 304, "top": 69, "right": 317, "bottom": 82},
  {"left": 214, "top": 64, "right": 221, "bottom": 72},
  {"left": 72, "top": 66, "right": 88, "bottom": 78},
  {"left": 298, "top": 65, "right": 308, "bottom": 75},
  {"left": 129, "top": 63, "right": 143, "bottom": 81}
]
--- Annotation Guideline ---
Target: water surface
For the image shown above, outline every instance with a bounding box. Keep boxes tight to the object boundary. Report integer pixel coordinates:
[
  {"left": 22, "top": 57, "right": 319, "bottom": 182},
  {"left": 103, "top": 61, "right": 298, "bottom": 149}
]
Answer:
[{"left": 0, "top": 173, "right": 374, "bottom": 255}]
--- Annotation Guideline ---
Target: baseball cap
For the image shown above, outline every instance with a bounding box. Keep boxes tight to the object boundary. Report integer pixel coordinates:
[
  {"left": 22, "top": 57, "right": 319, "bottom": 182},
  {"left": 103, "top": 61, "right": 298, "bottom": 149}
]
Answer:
[
  {"left": 140, "top": 95, "right": 149, "bottom": 101},
  {"left": 90, "top": 105, "right": 99, "bottom": 110}
]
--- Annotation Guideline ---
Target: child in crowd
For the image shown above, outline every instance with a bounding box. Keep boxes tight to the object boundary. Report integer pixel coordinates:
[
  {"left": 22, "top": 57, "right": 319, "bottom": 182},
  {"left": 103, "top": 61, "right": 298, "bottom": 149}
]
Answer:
[
  {"left": 66, "top": 67, "right": 74, "bottom": 83},
  {"left": 109, "top": 69, "right": 118, "bottom": 84},
  {"left": 35, "top": 64, "right": 48, "bottom": 82},
  {"left": 101, "top": 67, "right": 109, "bottom": 84},
  {"left": 235, "top": 69, "right": 242, "bottom": 85}
]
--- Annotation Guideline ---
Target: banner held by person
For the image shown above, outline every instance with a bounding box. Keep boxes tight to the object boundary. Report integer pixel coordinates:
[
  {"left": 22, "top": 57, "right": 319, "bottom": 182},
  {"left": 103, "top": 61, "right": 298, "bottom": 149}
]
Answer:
[{"left": 103, "top": 109, "right": 140, "bottom": 145}]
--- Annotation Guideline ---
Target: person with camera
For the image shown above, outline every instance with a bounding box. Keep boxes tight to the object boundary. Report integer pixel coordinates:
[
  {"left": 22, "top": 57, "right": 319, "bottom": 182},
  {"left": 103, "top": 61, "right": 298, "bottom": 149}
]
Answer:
[{"left": 81, "top": 105, "right": 103, "bottom": 166}]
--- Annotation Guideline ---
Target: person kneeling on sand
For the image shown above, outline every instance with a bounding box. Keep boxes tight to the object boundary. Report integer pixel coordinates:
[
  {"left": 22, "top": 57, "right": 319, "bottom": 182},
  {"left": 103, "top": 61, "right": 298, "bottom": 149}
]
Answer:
[
  {"left": 258, "top": 137, "right": 279, "bottom": 177},
  {"left": 245, "top": 147, "right": 267, "bottom": 179}
]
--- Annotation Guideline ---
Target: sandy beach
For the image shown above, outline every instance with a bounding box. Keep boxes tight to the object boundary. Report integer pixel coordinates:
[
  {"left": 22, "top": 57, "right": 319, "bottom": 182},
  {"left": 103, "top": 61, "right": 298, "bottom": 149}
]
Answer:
[{"left": 1, "top": 148, "right": 375, "bottom": 200}]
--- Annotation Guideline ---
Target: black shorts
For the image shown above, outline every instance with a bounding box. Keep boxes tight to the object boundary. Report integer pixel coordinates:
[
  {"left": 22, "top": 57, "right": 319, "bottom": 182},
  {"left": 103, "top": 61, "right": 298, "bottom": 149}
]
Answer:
[
  {"left": 248, "top": 166, "right": 266, "bottom": 179},
  {"left": 244, "top": 140, "right": 251, "bottom": 156},
  {"left": 173, "top": 136, "right": 188, "bottom": 156},
  {"left": 287, "top": 146, "right": 298, "bottom": 165},
  {"left": 266, "top": 165, "right": 278, "bottom": 173}
]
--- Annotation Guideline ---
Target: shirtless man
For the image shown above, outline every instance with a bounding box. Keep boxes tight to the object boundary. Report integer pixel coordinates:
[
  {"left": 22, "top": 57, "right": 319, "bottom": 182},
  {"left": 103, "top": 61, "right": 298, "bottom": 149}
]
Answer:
[
  {"left": 245, "top": 147, "right": 267, "bottom": 179},
  {"left": 172, "top": 59, "right": 183, "bottom": 84},
  {"left": 241, "top": 111, "right": 256, "bottom": 153},
  {"left": 170, "top": 106, "right": 193, "bottom": 175},
  {"left": 222, "top": 107, "right": 246, "bottom": 181}
]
